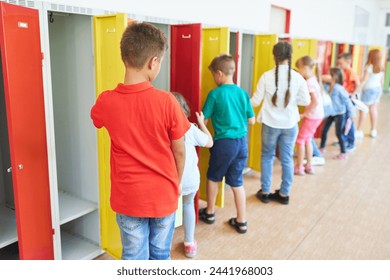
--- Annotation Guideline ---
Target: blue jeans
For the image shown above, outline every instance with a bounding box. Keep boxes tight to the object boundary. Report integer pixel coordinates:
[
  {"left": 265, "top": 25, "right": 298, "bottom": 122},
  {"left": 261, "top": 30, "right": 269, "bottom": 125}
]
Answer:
[
  {"left": 183, "top": 192, "right": 196, "bottom": 243},
  {"left": 116, "top": 212, "right": 176, "bottom": 260},
  {"left": 312, "top": 137, "right": 323, "bottom": 157},
  {"left": 261, "top": 124, "right": 298, "bottom": 196}
]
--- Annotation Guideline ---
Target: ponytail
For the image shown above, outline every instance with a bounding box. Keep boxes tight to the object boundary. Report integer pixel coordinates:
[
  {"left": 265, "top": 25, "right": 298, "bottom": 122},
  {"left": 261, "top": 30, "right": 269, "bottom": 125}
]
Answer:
[
  {"left": 284, "top": 57, "right": 291, "bottom": 107},
  {"left": 272, "top": 64, "right": 279, "bottom": 106}
]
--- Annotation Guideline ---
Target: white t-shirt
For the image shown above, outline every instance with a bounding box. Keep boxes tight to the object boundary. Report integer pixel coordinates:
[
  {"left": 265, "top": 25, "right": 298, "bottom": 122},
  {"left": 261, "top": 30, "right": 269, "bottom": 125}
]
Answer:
[
  {"left": 363, "top": 64, "right": 383, "bottom": 90},
  {"left": 251, "top": 65, "right": 311, "bottom": 129},
  {"left": 182, "top": 124, "right": 209, "bottom": 195}
]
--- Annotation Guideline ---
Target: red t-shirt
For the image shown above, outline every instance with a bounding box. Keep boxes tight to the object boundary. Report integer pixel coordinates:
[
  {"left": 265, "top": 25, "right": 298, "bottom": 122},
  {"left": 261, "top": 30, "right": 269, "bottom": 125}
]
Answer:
[
  {"left": 343, "top": 69, "right": 357, "bottom": 94},
  {"left": 91, "top": 82, "right": 190, "bottom": 217}
]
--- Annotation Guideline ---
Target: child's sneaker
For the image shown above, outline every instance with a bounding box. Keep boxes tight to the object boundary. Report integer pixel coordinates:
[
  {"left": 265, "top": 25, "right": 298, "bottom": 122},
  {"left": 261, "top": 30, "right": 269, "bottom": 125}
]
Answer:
[
  {"left": 370, "top": 129, "right": 377, "bottom": 138},
  {"left": 334, "top": 153, "right": 347, "bottom": 160},
  {"left": 311, "top": 156, "right": 325, "bottom": 166},
  {"left": 294, "top": 165, "right": 305, "bottom": 176},
  {"left": 304, "top": 165, "right": 315, "bottom": 174},
  {"left": 269, "top": 190, "right": 289, "bottom": 205},
  {"left": 184, "top": 241, "right": 197, "bottom": 258},
  {"left": 355, "top": 130, "right": 364, "bottom": 139}
]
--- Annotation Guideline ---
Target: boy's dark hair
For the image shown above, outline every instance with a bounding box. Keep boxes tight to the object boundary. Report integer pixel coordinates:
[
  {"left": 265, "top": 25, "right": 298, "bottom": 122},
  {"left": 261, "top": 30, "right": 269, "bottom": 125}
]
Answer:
[
  {"left": 120, "top": 22, "right": 168, "bottom": 69},
  {"left": 337, "top": 52, "right": 352, "bottom": 61},
  {"left": 330, "top": 67, "right": 344, "bottom": 85},
  {"left": 208, "top": 54, "right": 235, "bottom": 75},
  {"left": 172, "top": 92, "right": 191, "bottom": 117},
  {"left": 272, "top": 41, "right": 292, "bottom": 108}
]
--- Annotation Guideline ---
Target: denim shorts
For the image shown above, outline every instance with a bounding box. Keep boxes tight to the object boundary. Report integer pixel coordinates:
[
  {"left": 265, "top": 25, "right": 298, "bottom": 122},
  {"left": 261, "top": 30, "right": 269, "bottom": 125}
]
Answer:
[
  {"left": 362, "top": 87, "right": 382, "bottom": 105},
  {"left": 207, "top": 137, "right": 248, "bottom": 187}
]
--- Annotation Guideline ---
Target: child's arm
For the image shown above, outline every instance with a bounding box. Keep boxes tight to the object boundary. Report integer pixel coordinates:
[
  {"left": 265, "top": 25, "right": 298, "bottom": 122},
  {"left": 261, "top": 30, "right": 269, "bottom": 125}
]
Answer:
[
  {"left": 171, "top": 137, "right": 186, "bottom": 186},
  {"left": 302, "top": 91, "right": 319, "bottom": 117},
  {"left": 251, "top": 75, "right": 265, "bottom": 107},
  {"left": 196, "top": 112, "right": 213, "bottom": 148},
  {"left": 248, "top": 117, "right": 255, "bottom": 125}
]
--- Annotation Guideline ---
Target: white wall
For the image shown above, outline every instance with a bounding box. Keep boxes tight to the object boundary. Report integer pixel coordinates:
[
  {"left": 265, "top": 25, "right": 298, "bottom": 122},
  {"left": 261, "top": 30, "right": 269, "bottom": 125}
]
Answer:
[
  {"left": 270, "top": 0, "right": 381, "bottom": 45},
  {"left": 38, "top": 0, "right": 386, "bottom": 46}
]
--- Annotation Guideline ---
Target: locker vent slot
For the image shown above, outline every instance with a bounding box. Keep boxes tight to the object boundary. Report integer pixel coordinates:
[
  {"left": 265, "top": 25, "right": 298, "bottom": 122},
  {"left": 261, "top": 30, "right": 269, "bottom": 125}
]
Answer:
[
  {"left": 27, "top": 0, "right": 34, "bottom": 7},
  {"left": 17, "top": 0, "right": 25, "bottom": 6},
  {"left": 48, "top": 4, "right": 92, "bottom": 16},
  {"left": 9, "top": 0, "right": 17, "bottom": 5}
]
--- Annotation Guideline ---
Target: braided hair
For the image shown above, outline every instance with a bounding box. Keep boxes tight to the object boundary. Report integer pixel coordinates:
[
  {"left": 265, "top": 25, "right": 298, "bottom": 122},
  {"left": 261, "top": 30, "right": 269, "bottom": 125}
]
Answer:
[{"left": 271, "top": 41, "right": 292, "bottom": 107}]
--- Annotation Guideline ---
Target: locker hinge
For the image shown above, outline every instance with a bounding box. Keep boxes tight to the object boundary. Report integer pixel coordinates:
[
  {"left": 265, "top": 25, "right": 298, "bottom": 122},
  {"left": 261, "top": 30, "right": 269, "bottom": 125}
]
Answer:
[
  {"left": 41, "top": 52, "right": 44, "bottom": 60},
  {"left": 52, "top": 228, "right": 55, "bottom": 235}
]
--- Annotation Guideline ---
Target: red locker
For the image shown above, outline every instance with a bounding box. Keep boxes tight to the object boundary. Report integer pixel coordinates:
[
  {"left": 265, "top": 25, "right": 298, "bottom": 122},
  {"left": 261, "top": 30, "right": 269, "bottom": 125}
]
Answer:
[
  {"left": 0, "top": 3, "right": 53, "bottom": 259},
  {"left": 170, "top": 23, "right": 202, "bottom": 123},
  {"left": 170, "top": 23, "right": 202, "bottom": 220}
]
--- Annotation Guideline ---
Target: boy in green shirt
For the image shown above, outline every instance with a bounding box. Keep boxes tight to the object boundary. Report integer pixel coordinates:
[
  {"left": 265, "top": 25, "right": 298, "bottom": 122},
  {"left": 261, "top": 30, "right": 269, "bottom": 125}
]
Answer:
[{"left": 199, "top": 54, "right": 255, "bottom": 234}]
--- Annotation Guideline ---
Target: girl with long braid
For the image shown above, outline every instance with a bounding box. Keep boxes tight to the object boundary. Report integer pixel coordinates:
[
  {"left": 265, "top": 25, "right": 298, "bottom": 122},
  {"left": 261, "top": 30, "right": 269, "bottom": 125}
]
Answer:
[{"left": 250, "top": 41, "right": 310, "bottom": 205}]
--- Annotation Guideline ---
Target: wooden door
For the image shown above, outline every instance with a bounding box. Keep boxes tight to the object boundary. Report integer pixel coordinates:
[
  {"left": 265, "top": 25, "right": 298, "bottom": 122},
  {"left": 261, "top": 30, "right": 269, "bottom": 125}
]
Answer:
[
  {"left": 0, "top": 2, "right": 53, "bottom": 259},
  {"left": 247, "top": 34, "right": 278, "bottom": 172},
  {"left": 199, "top": 27, "right": 229, "bottom": 208},
  {"left": 93, "top": 13, "right": 127, "bottom": 260}
]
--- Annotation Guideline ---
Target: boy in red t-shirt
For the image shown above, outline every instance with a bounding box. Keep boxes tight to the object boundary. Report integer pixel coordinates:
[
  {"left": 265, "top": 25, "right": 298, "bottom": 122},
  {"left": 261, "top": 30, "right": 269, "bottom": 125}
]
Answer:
[{"left": 91, "top": 22, "right": 190, "bottom": 260}]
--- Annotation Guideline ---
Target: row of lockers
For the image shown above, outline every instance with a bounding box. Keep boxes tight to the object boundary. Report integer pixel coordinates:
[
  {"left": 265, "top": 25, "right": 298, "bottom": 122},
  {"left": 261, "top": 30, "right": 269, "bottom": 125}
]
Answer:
[{"left": 0, "top": 2, "right": 387, "bottom": 260}]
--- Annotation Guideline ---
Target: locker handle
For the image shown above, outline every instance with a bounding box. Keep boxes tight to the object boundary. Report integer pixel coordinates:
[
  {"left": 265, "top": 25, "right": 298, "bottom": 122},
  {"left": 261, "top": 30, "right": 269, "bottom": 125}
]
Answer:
[
  {"left": 7, "top": 167, "right": 12, "bottom": 173},
  {"left": 18, "top": 164, "right": 23, "bottom": 170},
  {"left": 182, "top": 34, "right": 191, "bottom": 39},
  {"left": 209, "top": 36, "right": 219, "bottom": 41},
  {"left": 106, "top": 28, "right": 116, "bottom": 33}
]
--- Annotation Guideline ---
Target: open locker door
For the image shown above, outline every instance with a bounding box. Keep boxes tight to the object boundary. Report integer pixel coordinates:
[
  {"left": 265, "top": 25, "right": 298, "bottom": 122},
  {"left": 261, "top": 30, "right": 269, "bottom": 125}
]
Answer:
[
  {"left": 247, "top": 34, "right": 278, "bottom": 172},
  {"left": 199, "top": 27, "right": 229, "bottom": 208},
  {"left": 170, "top": 23, "right": 202, "bottom": 220},
  {"left": 0, "top": 2, "right": 53, "bottom": 259},
  {"left": 93, "top": 13, "right": 127, "bottom": 259}
]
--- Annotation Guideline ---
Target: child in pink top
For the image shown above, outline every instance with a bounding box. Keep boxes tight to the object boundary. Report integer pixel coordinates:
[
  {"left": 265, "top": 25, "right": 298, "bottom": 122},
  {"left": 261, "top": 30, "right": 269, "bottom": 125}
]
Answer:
[{"left": 295, "top": 56, "right": 324, "bottom": 175}]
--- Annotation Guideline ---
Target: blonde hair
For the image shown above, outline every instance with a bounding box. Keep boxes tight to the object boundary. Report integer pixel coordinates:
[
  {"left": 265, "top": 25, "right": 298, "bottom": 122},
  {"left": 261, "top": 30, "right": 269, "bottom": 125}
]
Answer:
[
  {"left": 208, "top": 54, "right": 235, "bottom": 75},
  {"left": 172, "top": 92, "right": 190, "bottom": 117}
]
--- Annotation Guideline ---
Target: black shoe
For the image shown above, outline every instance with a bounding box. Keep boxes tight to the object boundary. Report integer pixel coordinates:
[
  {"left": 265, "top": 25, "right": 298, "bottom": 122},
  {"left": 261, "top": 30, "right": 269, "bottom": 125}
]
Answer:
[
  {"left": 255, "top": 189, "right": 270, "bottom": 204},
  {"left": 269, "top": 190, "right": 289, "bottom": 205}
]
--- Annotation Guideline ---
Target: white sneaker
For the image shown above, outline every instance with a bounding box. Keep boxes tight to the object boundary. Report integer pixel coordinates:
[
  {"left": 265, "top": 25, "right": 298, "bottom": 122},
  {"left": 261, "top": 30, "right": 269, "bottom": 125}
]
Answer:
[
  {"left": 311, "top": 156, "right": 326, "bottom": 166},
  {"left": 355, "top": 130, "right": 364, "bottom": 139},
  {"left": 370, "top": 130, "right": 377, "bottom": 138}
]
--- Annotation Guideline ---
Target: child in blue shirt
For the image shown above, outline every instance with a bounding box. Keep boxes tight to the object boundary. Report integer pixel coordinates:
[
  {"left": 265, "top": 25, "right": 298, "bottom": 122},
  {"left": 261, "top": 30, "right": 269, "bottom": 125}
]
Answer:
[
  {"left": 199, "top": 54, "right": 255, "bottom": 234},
  {"left": 320, "top": 67, "right": 355, "bottom": 160}
]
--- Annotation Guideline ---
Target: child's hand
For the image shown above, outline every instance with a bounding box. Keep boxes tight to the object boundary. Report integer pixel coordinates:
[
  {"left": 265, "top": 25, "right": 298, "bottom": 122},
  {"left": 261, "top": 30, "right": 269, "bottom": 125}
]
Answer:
[{"left": 196, "top": 111, "right": 205, "bottom": 124}]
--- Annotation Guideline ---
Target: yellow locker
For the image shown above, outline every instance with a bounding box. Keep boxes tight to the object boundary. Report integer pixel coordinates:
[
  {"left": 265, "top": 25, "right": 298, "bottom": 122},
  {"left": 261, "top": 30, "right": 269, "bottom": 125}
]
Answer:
[
  {"left": 94, "top": 13, "right": 127, "bottom": 260},
  {"left": 331, "top": 42, "right": 337, "bottom": 67},
  {"left": 352, "top": 45, "right": 363, "bottom": 75},
  {"left": 247, "top": 34, "right": 278, "bottom": 172},
  {"left": 292, "top": 38, "right": 318, "bottom": 69},
  {"left": 199, "top": 27, "right": 229, "bottom": 207}
]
